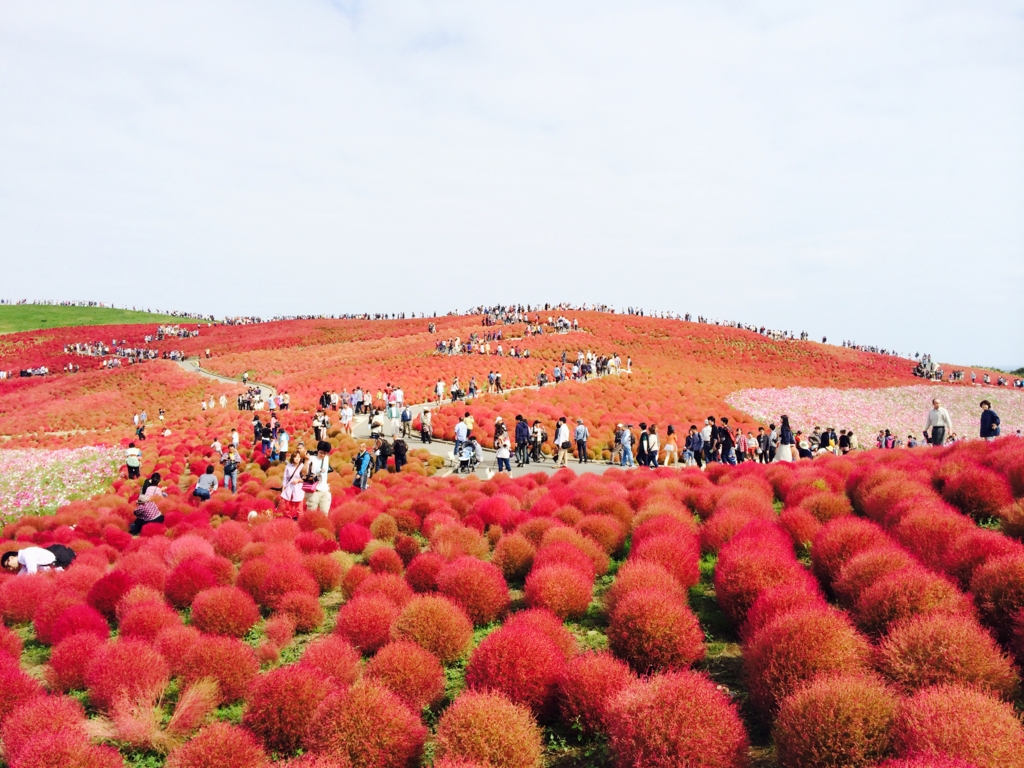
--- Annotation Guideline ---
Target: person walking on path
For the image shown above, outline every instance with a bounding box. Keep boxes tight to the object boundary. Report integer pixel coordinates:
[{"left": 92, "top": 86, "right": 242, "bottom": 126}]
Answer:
[
  {"left": 980, "top": 400, "right": 1001, "bottom": 440},
  {"left": 620, "top": 425, "right": 635, "bottom": 468},
  {"left": 662, "top": 425, "right": 678, "bottom": 466},
  {"left": 555, "top": 417, "right": 571, "bottom": 466},
  {"left": 636, "top": 423, "right": 650, "bottom": 467},
  {"left": 494, "top": 420, "right": 512, "bottom": 473},
  {"left": 280, "top": 452, "right": 306, "bottom": 519},
  {"left": 305, "top": 441, "right": 333, "bottom": 512},
  {"left": 574, "top": 419, "right": 590, "bottom": 464},
  {"left": 393, "top": 437, "right": 408, "bottom": 472},
  {"left": 420, "top": 408, "right": 433, "bottom": 443},
  {"left": 125, "top": 442, "right": 142, "bottom": 479},
  {"left": 647, "top": 425, "right": 660, "bottom": 468},
  {"left": 775, "top": 415, "right": 796, "bottom": 463},
  {"left": 353, "top": 443, "right": 372, "bottom": 491},
  {"left": 515, "top": 415, "right": 531, "bottom": 467},
  {"left": 924, "top": 398, "right": 953, "bottom": 446},
  {"left": 454, "top": 415, "right": 469, "bottom": 457}
]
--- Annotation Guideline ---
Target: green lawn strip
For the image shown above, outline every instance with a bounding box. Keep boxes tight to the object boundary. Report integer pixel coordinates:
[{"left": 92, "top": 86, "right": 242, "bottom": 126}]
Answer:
[{"left": 0, "top": 305, "right": 186, "bottom": 334}]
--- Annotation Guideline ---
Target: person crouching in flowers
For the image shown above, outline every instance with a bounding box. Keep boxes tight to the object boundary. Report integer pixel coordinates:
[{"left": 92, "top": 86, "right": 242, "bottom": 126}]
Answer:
[{"left": 130, "top": 474, "right": 167, "bottom": 534}]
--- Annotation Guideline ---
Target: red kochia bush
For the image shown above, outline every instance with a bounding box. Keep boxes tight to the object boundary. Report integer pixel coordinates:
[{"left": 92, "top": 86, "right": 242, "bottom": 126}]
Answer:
[
  {"left": 714, "top": 537, "right": 809, "bottom": 625},
  {"left": 607, "top": 589, "right": 705, "bottom": 673},
  {"left": 0, "top": 695, "right": 87, "bottom": 765},
  {"left": 302, "top": 553, "right": 343, "bottom": 593},
  {"left": 405, "top": 552, "right": 445, "bottom": 593},
  {"left": 47, "top": 632, "right": 103, "bottom": 692},
  {"left": 773, "top": 673, "right": 898, "bottom": 768},
  {"left": 741, "top": 583, "right": 825, "bottom": 641},
  {"left": 875, "top": 758, "right": 983, "bottom": 768},
  {"left": 941, "top": 463, "right": 1014, "bottom": 520},
  {"left": 277, "top": 590, "right": 324, "bottom": 632},
  {"left": 299, "top": 635, "right": 361, "bottom": 687},
  {"left": 118, "top": 600, "right": 182, "bottom": 641},
  {"left": 86, "top": 569, "right": 134, "bottom": 620},
  {"left": 524, "top": 564, "right": 593, "bottom": 619},
  {"left": 165, "top": 723, "right": 269, "bottom": 768},
  {"left": 557, "top": 651, "right": 634, "bottom": 734},
  {"left": 891, "top": 510, "right": 973, "bottom": 571},
  {"left": 165, "top": 560, "right": 219, "bottom": 609},
  {"left": 0, "top": 656, "right": 44, "bottom": 724},
  {"left": 466, "top": 624, "right": 567, "bottom": 714},
  {"left": 531, "top": 542, "right": 596, "bottom": 579},
  {"left": 189, "top": 586, "right": 260, "bottom": 637},
  {"left": 304, "top": 683, "right": 427, "bottom": 768},
  {"left": 434, "top": 691, "right": 543, "bottom": 768},
  {"left": 437, "top": 557, "right": 510, "bottom": 626},
  {"left": 391, "top": 594, "right": 474, "bottom": 663},
  {"left": 971, "top": 551, "right": 1024, "bottom": 640},
  {"left": 811, "top": 517, "right": 890, "bottom": 588},
  {"left": 502, "top": 609, "right": 578, "bottom": 659},
  {"left": 244, "top": 665, "right": 330, "bottom": 754},
  {"left": 0, "top": 573, "right": 55, "bottom": 624},
  {"left": 629, "top": 534, "right": 700, "bottom": 590},
  {"left": 353, "top": 573, "right": 414, "bottom": 607},
  {"left": 875, "top": 613, "right": 1019, "bottom": 700},
  {"left": 491, "top": 533, "right": 536, "bottom": 580},
  {"left": 744, "top": 607, "right": 871, "bottom": 716},
  {"left": 32, "top": 591, "right": 84, "bottom": 645},
  {"left": 852, "top": 567, "right": 973, "bottom": 637},
  {"left": 251, "top": 560, "right": 320, "bottom": 610},
  {"left": 337, "top": 524, "right": 372, "bottom": 554},
  {"left": 155, "top": 625, "right": 202, "bottom": 677},
  {"left": 49, "top": 603, "right": 109, "bottom": 645},
  {"left": 182, "top": 636, "right": 259, "bottom": 704},
  {"left": 603, "top": 561, "right": 686, "bottom": 616},
  {"left": 606, "top": 670, "right": 749, "bottom": 768},
  {"left": 0, "top": 622, "right": 23, "bottom": 660},
  {"left": 84, "top": 639, "right": 170, "bottom": 710},
  {"left": 334, "top": 594, "right": 402, "bottom": 654},
  {"left": 364, "top": 640, "right": 446, "bottom": 710},
  {"left": 892, "top": 683, "right": 1024, "bottom": 768},
  {"left": 368, "top": 547, "right": 404, "bottom": 575},
  {"left": 832, "top": 546, "right": 918, "bottom": 609},
  {"left": 12, "top": 730, "right": 125, "bottom": 768},
  {"left": 943, "top": 527, "right": 1021, "bottom": 589}
]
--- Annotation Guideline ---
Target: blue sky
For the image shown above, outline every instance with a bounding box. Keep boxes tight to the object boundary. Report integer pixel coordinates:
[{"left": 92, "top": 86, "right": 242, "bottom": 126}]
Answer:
[{"left": 1, "top": 1, "right": 1022, "bottom": 367}]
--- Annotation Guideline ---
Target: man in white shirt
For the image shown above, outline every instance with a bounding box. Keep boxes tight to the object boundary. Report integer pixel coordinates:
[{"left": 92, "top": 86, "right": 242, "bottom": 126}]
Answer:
[
  {"left": 924, "top": 398, "right": 953, "bottom": 446},
  {"left": 454, "top": 417, "right": 469, "bottom": 455},
  {"left": 305, "top": 441, "right": 333, "bottom": 513},
  {"left": 2, "top": 546, "right": 60, "bottom": 574},
  {"left": 125, "top": 442, "right": 142, "bottom": 479},
  {"left": 555, "top": 417, "right": 571, "bottom": 466}
]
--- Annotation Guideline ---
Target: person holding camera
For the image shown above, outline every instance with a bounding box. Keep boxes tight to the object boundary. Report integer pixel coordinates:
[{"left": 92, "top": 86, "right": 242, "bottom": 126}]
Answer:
[{"left": 304, "top": 441, "right": 333, "bottom": 513}]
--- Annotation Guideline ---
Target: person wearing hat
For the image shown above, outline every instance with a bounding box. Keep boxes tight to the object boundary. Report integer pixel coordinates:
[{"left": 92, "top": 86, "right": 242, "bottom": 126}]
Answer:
[
  {"left": 574, "top": 419, "right": 590, "bottom": 464},
  {"left": 305, "top": 440, "right": 333, "bottom": 513},
  {"left": 514, "top": 415, "right": 531, "bottom": 467}
]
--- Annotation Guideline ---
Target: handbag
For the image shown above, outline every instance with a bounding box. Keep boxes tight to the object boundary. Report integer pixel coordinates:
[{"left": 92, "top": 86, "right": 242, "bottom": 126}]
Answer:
[{"left": 561, "top": 441, "right": 571, "bottom": 450}]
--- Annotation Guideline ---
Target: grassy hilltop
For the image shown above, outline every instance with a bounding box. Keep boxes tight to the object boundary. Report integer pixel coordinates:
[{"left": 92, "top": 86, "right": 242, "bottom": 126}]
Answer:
[{"left": 0, "top": 305, "right": 187, "bottom": 335}]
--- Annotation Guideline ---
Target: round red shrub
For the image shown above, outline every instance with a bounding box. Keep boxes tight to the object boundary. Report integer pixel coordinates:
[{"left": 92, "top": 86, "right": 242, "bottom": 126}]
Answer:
[
  {"left": 0, "top": 573, "right": 56, "bottom": 625},
  {"left": 607, "top": 589, "right": 705, "bottom": 673},
  {"left": 971, "top": 551, "right": 1024, "bottom": 640},
  {"left": 603, "top": 561, "right": 686, "bottom": 616},
  {"left": 892, "top": 683, "right": 1024, "bottom": 768},
  {"left": 502, "top": 608, "right": 578, "bottom": 659},
  {"left": 86, "top": 570, "right": 134, "bottom": 620},
  {"left": 32, "top": 591, "right": 84, "bottom": 646},
  {"left": 12, "top": 730, "right": 125, "bottom": 768},
  {"left": 368, "top": 547, "right": 404, "bottom": 575},
  {"left": 339, "top": 563, "right": 370, "bottom": 599},
  {"left": 190, "top": 586, "right": 259, "bottom": 637},
  {"left": 0, "top": 694, "right": 87, "bottom": 765},
  {"left": 465, "top": 624, "right": 567, "bottom": 714},
  {"left": 773, "top": 672, "right": 898, "bottom": 768},
  {"left": 299, "top": 635, "right": 361, "bottom": 687},
  {"left": 606, "top": 670, "right": 749, "bottom": 768},
  {"left": 876, "top": 613, "right": 1019, "bottom": 699},
  {"left": 334, "top": 594, "right": 401, "bottom": 654},
  {"left": 944, "top": 527, "right": 1021, "bottom": 589},
  {"left": 165, "top": 560, "right": 218, "bottom": 609},
  {"left": 304, "top": 683, "right": 427, "bottom": 768},
  {"left": 892, "top": 510, "right": 973, "bottom": 571},
  {"left": 46, "top": 632, "right": 103, "bottom": 692},
  {"left": 744, "top": 607, "right": 871, "bottom": 716},
  {"left": 278, "top": 590, "right": 324, "bottom": 632},
  {"left": 700, "top": 509, "right": 763, "bottom": 554},
  {"left": 833, "top": 546, "right": 919, "bottom": 609},
  {"left": 852, "top": 567, "right": 973, "bottom": 637},
  {"left": 391, "top": 594, "right": 474, "bottom": 663},
  {"left": 155, "top": 625, "right": 201, "bottom": 677},
  {"left": 353, "top": 573, "right": 413, "bottom": 607},
  {"left": 50, "top": 604, "right": 109, "bottom": 646},
  {"left": 531, "top": 541, "right": 596, "bottom": 579},
  {"left": 0, "top": 656, "right": 44, "bottom": 725},
  {"left": 629, "top": 534, "right": 700, "bottom": 590},
  {"left": 557, "top": 651, "right": 634, "bottom": 734},
  {"left": 714, "top": 538, "right": 808, "bottom": 626},
  {"left": 84, "top": 639, "right": 169, "bottom": 710},
  {"left": 302, "top": 553, "right": 343, "bottom": 593},
  {"left": 578, "top": 515, "right": 626, "bottom": 555},
  {"left": 811, "top": 517, "right": 890, "bottom": 588},
  {"left": 394, "top": 534, "right": 420, "bottom": 566},
  {"left": 117, "top": 600, "right": 181, "bottom": 642},
  {"left": 524, "top": 564, "right": 593, "bottom": 620},
  {"left": 264, "top": 614, "right": 296, "bottom": 647},
  {"left": 336, "top": 524, "right": 372, "bottom": 554},
  {"left": 182, "top": 635, "right": 259, "bottom": 704},
  {"left": 404, "top": 552, "right": 444, "bottom": 593},
  {"left": 364, "top": 640, "right": 445, "bottom": 710},
  {"left": 799, "top": 491, "right": 853, "bottom": 523},
  {"left": 166, "top": 723, "right": 269, "bottom": 768},
  {"left": 244, "top": 665, "right": 330, "bottom": 755},
  {"left": 741, "top": 583, "right": 825, "bottom": 641},
  {"left": 434, "top": 691, "right": 543, "bottom": 768},
  {"left": 252, "top": 560, "right": 320, "bottom": 610},
  {"left": 875, "top": 758, "right": 982, "bottom": 768},
  {"left": 437, "top": 557, "right": 510, "bottom": 626},
  {"left": 491, "top": 533, "right": 536, "bottom": 580},
  {"left": 0, "top": 622, "right": 23, "bottom": 661},
  {"left": 213, "top": 521, "right": 251, "bottom": 561},
  {"left": 941, "top": 464, "right": 1014, "bottom": 520},
  {"left": 778, "top": 507, "right": 822, "bottom": 549}
]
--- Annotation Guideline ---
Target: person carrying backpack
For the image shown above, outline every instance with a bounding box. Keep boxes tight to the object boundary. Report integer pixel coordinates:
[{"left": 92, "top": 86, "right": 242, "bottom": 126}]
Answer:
[{"left": 353, "top": 444, "right": 372, "bottom": 491}]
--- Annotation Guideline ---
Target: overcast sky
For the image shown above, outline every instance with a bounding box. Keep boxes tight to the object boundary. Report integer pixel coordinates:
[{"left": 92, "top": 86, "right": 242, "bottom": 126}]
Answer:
[{"left": 1, "top": 1, "right": 1021, "bottom": 367}]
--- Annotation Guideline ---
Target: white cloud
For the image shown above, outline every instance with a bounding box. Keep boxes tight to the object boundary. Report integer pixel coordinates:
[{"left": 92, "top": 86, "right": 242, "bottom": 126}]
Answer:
[{"left": 0, "top": 1, "right": 1021, "bottom": 365}]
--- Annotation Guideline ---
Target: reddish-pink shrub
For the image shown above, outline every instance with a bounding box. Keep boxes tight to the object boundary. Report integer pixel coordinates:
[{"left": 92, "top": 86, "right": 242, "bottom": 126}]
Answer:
[
  {"left": 603, "top": 561, "right": 686, "bottom": 616},
  {"left": 944, "top": 528, "right": 1021, "bottom": 589},
  {"left": 84, "top": 639, "right": 169, "bottom": 710},
  {"left": 391, "top": 594, "right": 474, "bottom": 663},
  {"left": 531, "top": 541, "right": 596, "bottom": 579},
  {"left": 778, "top": 507, "right": 822, "bottom": 549},
  {"left": 250, "top": 560, "right": 320, "bottom": 610},
  {"left": 304, "top": 683, "right": 427, "bottom": 768},
  {"left": 700, "top": 509, "right": 765, "bottom": 554},
  {"left": 364, "top": 640, "right": 446, "bottom": 709},
  {"left": 405, "top": 552, "right": 445, "bottom": 592},
  {"left": 741, "top": 583, "right": 825, "bottom": 641},
  {"left": 714, "top": 537, "right": 808, "bottom": 626},
  {"left": 892, "top": 683, "right": 1024, "bottom": 768},
  {"left": 165, "top": 560, "right": 218, "bottom": 609},
  {"left": 606, "top": 670, "right": 749, "bottom": 768},
  {"left": 339, "top": 563, "right": 370, "bottom": 599},
  {"left": 578, "top": 515, "right": 626, "bottom": 555},
  {"left": 465, "top": 624, "right": 567, "bottom": 714},
  {"left": 799, "top": 491, "right": 853, "bottom": 523},
  {"left": 811, "top": 517, "right": 890, "bottom": 588},
  {"left": 744, "top": 607, "right": 871, "bottom": 716},
  {"left": 264, "top": 614, "right": 296, "bottom": 647},
  {"left": 394, "top": 534, "right": 420, "bottom": 565},
  {"left": 336, "top": 524, "right": 372, "bottom": 554},
  {"left": 165, "top": 723, "right": 269, "bottom": 768},
  {"left": 155, "top": 625, "right": 201, "bottom": 677},
  {"left": 434, "top": 691, "right": 543, "bottom": 768},
  {"left": 182, "top": 635, "right": 259, "bottom": 704},
  {"left": 773, "top": 673, "right": 897, "bottom": 768},
  {"left": 299, "top": 635, "right": 361, "bottom": 687},
  {"left": 189, "top": 586, "right": 259, "bottom": 637},
  {"left": 213, "top": 521, "right": 251, "bottom": 561},
  {"left": 302, "top": 553, "right": 343, "bottom": 593},
  {"left": 437, "top": 557, "right": 510, "bottom": 626},
  {"left": 50, "top": 604, "right": 109, "bottom": 645},
  {"left": 557, "top": 651, "right": 634, "bottom": 734},
  {"left": 941, "top": 463, "right": 1015, "bottom": 520},
  {"left": 0, "top": 695, "right": 87, "bottom": 765},
  {"left": 524, "top": 564, "right": 593, "bottom": 620},
  {"left": 971, "top": 551, "right": 1024, "bottom": 640},
  {"left": 85, "top": 569, "right": 134, "bottom": 620},
  {"left": 46, "top": 632, "right": 103, "bottom": 692},
  {"left": 0, "top": 656, "right": 44, "bottom": 725},
  {"left": 892, "top": 510, "right": 973, "bottom": 571},
  {"left": 833, "top": 546, "right": 918, "bottom": 609},
  {"left": 244, "top": 665, "right": 330, "bottom": 755},
  {"left": 334, "top": 594, "right": 401, "bottom": 654},
  {"left": 875, "top": 613, "right": 1019, "bottom": 699},
  {"left": 0, "top": 622, "right": 23, "bottom": 660},
  {"left": 353, "top": 573, "right": 414, "bottom": 607},
  {"left": 12, "top": 730, "right": 125, "bottom": 768},
  {"left": 502, "top": 609, "right": 578, "bottom": 659},
  {"left": 607, "top": 589, "right": 705, "bottom": 673},
  {"left": 629, "top": 534, "right": 700, "bottom": 590},
  {"left": 277, "top": 591, "right": 324, "bottom": 632},
  {"left": 32, "top": 591, "right": 84, "bottom": 645},
  {"left": 368, "top": 547, "right": 404, "bottom": 575},
  {"left": 491, "top": 533, "right": 536, "bottom": 580},
  {"left": 852, "top": 567, "right": 974, "bottom": 637},
  {"left": 0, "top": 574, "right": 55, "bottom": 625},
  {"left": 118, "top": 600, "right": 182, "bottom": 641}
]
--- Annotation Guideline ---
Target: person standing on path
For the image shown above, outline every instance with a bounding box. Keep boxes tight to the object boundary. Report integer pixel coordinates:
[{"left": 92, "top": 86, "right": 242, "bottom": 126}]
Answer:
[
  {"left": 353, "top": 443, "right": 371, "bottom": 491},
  {"left": 454, "top": 415, "right": 469, "bottom": 457},
  {"left": 555, "top": 417, "right": 571, "bottom": 466},
  {"left": 662, "top": 425, "right": 678, "bottom": 466},
  {"left": 775, "top": 416, "right": 795, "bottom": 462},
  {"left": 980, "top": 400, "right": 1001, "bottom": 440},
  {"left": 125, "top": 442, "right": 142, "bottom": 480},
  {"left": 620, "top": 425, "right": 635, "bottom": 468},
  {"left": 924, "top": 398, "right": 953, "bottom": 447},
  {"left": 515, "top": 415, "right": 531, "bottom": 467},
  {"left": 636, "top": 423, "right": 650, "bottom": 467},
  {"left": 280, "top": 452, "right": 305, "bottom": 518},
  {"left": 574, "top": 419, "right": 589, "bottom": 464},
  {"left": 420, "top": 408, "right": 433, "bottom": 443},
  {"left": 305, "top": 441, "right": 333, "bottom": 513}
]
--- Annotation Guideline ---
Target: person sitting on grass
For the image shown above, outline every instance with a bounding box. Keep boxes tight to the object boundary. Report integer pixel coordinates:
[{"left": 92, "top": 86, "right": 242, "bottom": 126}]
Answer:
[{"left": 193, "top": 465, "right": 219, "bottom": 501}]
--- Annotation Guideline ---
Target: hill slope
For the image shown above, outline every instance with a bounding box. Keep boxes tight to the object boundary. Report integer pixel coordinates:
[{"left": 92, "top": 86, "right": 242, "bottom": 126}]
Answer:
[{"left": 0, "top": 305, "right": 186, "bottom": 334}]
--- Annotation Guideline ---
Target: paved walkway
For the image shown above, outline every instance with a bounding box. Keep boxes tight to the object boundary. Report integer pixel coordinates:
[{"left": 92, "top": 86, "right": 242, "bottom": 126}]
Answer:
[{"left": 175, "top": 358, "right": 276, "bottom": 398}]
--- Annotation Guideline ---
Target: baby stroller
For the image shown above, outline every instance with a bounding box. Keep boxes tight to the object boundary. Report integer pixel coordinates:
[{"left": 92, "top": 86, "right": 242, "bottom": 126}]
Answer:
[{"left": 457, "top": 443, "right": 479, "bottom": 474}]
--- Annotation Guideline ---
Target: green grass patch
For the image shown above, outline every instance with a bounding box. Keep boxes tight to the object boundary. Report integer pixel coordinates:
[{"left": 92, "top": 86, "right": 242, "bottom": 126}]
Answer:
[{"left": 0, "top": 305, "right": 187, "bottom": 334}]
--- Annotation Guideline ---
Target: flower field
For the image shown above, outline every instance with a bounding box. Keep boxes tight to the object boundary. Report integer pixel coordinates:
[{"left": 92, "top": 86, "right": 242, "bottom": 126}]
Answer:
[
  {"left": 0, "top": 447, "right": 122, "bottom": 517},
  {"left": 727, "top": 384, "right": 1024, "bottom": 442},
  {"left": 0, "top": 436, "right": 1022, "bottom": 768}
]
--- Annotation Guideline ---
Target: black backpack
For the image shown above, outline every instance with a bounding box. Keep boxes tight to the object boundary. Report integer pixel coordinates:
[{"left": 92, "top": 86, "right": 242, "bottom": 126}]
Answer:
[{"left": 45, "top": 544, "right": 77, "bottom": 569}]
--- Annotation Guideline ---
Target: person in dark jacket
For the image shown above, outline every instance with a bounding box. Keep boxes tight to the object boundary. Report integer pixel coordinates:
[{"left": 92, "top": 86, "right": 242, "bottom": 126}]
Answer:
[
  {"left": 980, "top": 400, "right": 1001, "bottom": 440},
  {"left": 393, "top": 438, "right": 408, "bottom": 472},
  {"left": 636, "top": 423, "right": 650, "bottom": 466},
  {"left": 515, "top": 415, "right": 531, "bottom": 467}
]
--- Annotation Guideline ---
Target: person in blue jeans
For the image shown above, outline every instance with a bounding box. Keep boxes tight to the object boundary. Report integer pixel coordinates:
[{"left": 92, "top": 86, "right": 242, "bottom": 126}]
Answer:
[
  {"left": 620, "top": 426, "right": 635, "bottom": 467},
  {"left": 193, "top": 465, "right": 218, "bottom": 500}
]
